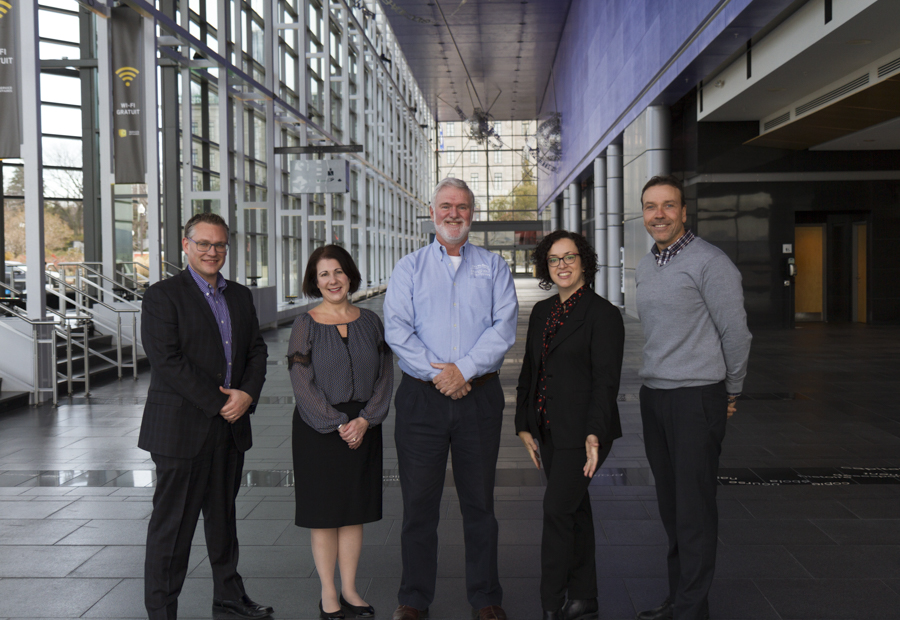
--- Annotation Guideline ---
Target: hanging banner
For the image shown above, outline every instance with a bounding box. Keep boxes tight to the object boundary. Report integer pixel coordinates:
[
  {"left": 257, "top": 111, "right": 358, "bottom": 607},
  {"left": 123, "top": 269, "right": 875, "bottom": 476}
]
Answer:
[
  {"left": 0, "top": 0, "right": 22, "bottom": 158},
  {"left": 110, "top": 6, "right": 145, "bottom": 184}
]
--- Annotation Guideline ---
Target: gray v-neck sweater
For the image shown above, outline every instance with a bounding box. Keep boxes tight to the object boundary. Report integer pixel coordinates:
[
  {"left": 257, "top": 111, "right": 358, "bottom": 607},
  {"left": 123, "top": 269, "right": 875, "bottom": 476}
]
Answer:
[{"left": 635, "top": 237, "right": 752, "bottom": 393}]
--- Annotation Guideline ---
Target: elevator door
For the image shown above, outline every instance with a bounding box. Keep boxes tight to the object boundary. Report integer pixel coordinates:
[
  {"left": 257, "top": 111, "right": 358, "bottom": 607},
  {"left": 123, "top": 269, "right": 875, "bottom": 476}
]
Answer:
[{"left": 794, "top": 225, "right": 825, "bottom": 321}]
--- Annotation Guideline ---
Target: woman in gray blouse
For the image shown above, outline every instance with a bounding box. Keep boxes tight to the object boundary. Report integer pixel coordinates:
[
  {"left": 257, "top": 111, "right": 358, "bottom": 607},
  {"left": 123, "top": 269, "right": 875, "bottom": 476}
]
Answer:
[{"left": 287, "top": 244, "right": 393, "bottom": 620}]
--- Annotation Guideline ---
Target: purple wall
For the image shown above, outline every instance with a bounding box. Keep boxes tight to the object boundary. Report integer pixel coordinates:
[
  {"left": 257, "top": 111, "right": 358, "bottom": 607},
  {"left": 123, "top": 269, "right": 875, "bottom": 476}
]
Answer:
[{"left": 538, "top": 0, "right": 756, "bottom": 207}]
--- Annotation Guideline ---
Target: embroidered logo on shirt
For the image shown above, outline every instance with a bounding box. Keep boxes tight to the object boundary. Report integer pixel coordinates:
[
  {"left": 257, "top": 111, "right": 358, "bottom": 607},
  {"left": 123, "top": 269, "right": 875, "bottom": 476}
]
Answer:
[{"left": 470, "top": 264, "right": 491, "bottom": 279}]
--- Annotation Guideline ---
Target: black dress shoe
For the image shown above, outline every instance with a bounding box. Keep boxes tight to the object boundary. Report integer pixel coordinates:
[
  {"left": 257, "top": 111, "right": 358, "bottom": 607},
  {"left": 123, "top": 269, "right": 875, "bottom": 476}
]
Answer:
[
  {"left": 320, "top": 599, "right": 346, "bottom": 619},
  {"left": 636, "top": 599, "right": 672, "bottom": 620},
  {"left": 561, "top": 598, "right": 598, "bottom": 620},
  {"left": 212, "top": 595, "right": 274, "bottom": 619},
  {"left": 340, "top": 594, "right": 375, "bottom": 617}
]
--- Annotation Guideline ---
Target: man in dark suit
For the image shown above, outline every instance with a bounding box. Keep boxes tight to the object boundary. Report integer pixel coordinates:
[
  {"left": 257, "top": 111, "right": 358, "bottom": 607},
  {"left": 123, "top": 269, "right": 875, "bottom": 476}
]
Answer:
[{"left": 139, "top": 213, "right": 271, "bottom": 620}]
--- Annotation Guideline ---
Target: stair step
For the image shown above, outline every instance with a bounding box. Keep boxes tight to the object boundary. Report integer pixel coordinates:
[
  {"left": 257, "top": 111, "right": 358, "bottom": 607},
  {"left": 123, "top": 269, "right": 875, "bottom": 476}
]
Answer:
[{"left": 0, "top": 390, "right": 31, "bottom": 414}]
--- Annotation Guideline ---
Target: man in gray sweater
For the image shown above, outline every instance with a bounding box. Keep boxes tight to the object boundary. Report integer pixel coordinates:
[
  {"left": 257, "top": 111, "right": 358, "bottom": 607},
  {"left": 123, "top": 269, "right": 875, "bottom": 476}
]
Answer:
[{"left": 634, "top": 176, "right": 751, "bottom": 620}]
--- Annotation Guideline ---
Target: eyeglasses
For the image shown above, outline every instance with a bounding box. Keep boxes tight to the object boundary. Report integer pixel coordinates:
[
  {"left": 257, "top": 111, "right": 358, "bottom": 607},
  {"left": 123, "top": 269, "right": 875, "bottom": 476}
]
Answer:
[
  {"left": 548, "top": 253, "right": 579, "bottom": 267},
  {"left": 186, "top": 238, "right": 229, "bottom": 253}
]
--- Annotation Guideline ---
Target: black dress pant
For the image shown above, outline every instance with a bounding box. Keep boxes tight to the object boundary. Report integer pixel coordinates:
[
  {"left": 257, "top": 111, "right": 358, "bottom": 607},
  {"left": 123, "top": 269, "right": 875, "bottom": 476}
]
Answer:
[
  {"left": 538, "top": 428, "right": 612, "bottom": 611},
  {"left": 640, "top": 382, "right": 727, "bottom": 620},
  {"left": 145, "top": 415, "right": 245, "bottom": 620},
  {"left": 394, "top": 374, "right": 505, "bottom": 610}
]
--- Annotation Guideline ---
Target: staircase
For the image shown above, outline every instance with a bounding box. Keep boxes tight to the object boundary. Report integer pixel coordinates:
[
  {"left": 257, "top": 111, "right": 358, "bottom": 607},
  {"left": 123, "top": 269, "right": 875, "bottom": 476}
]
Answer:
[{"left": 54, "top": 324, "right": 150, "bottom": 396}]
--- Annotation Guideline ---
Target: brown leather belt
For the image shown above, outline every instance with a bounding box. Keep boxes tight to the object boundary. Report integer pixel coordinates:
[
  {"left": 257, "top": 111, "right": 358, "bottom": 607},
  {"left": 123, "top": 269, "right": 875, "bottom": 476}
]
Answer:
[{"left": 404, "top": 371, "right": 498, "bottom": 390}]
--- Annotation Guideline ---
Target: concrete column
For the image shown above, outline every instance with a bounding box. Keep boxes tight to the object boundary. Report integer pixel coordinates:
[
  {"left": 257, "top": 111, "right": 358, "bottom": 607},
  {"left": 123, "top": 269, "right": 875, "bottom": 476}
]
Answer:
[
  {"left": 593, "top": 157, "right": 607, "bottom": 296},
  {"left": 623, "top": 105, "right": 671, "bottom": 316},
  {"left": 567, "top": 182, "right": 580, "bottom": 233},
  {"left": 606, "top": 144, "right": 623, "bottom": 308}
]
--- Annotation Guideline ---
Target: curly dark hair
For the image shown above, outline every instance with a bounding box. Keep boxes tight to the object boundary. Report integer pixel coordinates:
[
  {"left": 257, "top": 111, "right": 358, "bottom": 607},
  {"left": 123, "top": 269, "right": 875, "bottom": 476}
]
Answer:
[
  {"left": 302, "top": 244, "right": 362, "bottom": 298},
  {"left": 532, "top": 230, "right": 598, "bottom": 291}
]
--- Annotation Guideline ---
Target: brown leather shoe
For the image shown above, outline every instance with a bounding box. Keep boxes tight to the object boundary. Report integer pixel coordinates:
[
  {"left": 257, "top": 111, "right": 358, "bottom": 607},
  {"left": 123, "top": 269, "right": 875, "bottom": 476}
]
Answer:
[
  {"left": 392, "top": 605, "right": 428, "bottom": 620},
  {"left": 473, "top": 605, "right": 507, "bottom": 620}
]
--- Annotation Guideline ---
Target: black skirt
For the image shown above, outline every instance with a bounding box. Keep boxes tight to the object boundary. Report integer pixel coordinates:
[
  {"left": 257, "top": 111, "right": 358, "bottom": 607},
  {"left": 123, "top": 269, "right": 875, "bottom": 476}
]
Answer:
[{"left": 292, "top": 401, "right": 383, "bottom": 528}]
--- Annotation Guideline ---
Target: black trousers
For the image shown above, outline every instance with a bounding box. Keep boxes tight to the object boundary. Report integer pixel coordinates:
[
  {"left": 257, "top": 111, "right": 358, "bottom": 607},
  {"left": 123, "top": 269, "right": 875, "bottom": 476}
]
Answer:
[
  {"left": 394, "top": 374, "right": 504, "bottom": 610},
  {"left": 538, "top": 428, "right": 613, "bottom": 611},
  {"left": 640, "top": 382, "right": 727, "bottom": 620},
  {"left": 145, "top": 415, "right": 245, "bottom": 620}
]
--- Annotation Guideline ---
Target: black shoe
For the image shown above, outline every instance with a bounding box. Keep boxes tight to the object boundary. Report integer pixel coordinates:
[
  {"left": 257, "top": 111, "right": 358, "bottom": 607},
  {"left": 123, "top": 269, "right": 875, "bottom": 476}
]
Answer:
[
  {"left": 636, "top": 599, "right": 672, "bottom": 620},
  {"left": 320, "top": 599, "right": 345, "bottom": 619},
  {"left": 340, "top": 594, "right": 375, "bottom": 617},
  {"left": 212, "top": 595, "right": 274, "bottom": 619},
  {"left": 543, "top": 611, "right": 561, "bottom": 620},
  {"left": 561, "top": 598, "right": 598, "bottom": 620}
]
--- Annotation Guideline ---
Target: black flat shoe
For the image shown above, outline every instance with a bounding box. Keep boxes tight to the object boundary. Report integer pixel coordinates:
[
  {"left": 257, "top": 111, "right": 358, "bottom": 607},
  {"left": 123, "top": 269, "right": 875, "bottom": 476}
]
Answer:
[
  {"left": 561, "top": 598, "right": 598, "bottom": 620},
  {"left": 320, "top": 600, "right": 345, "bottom": 619},
  {"left": 340, "top": 594, "right": 375, "bottom": 617}
]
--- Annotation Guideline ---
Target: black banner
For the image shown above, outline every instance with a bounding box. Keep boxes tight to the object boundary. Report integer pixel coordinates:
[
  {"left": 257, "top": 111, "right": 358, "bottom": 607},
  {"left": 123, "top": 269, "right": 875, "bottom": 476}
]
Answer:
[
  {"left": 110, "top": 6, "right": 145, "bottom": 184},
  {"left": 0, "top": 0, "right": 22, "bottom": 158}
]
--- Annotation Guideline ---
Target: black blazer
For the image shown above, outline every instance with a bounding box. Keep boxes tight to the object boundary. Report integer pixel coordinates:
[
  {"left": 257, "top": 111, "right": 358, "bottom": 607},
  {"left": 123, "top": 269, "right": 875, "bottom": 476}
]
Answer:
[
  {"left": 138, "top": 269, "right": 268, "bottom": 459},
  {"left": 515, "top": 288, "right": 625, "bottom": 449}
]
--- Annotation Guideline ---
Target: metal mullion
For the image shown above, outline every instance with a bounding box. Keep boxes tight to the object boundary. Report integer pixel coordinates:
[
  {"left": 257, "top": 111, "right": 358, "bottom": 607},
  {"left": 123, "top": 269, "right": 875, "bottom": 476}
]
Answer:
[
  {"left": 322, "top": 0, "right": 332, "bottom": 246},
  {"left": 297, "top": 0, "right": 310, "bottom": 281},
  {"left": 234, "top": 0, "right": 248, "bottom": 282},
  {"left": 265, "top": 0, "right": 280, "bottom": 295},
  {"left": 217, "top": 0, "right": 234, "bottom": 279},
  {"left": 144, "top": 13, "right": 162, "bottom": 283},
  {"left": 339, "top": 3, "right": 351, "bottom": 253}
]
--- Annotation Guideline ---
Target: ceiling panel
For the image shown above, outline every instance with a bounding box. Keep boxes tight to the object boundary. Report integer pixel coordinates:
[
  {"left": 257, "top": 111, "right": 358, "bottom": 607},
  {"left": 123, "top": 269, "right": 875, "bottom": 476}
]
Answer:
[{"left": 378, "top": 0, "right": 572, "bottom": 121}]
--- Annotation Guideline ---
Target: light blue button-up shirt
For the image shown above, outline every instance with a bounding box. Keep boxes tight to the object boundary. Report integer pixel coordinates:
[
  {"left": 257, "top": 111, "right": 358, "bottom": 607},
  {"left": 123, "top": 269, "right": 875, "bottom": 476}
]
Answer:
[{"left": 384, "top": 239, "right": 518, "bottom": 382}]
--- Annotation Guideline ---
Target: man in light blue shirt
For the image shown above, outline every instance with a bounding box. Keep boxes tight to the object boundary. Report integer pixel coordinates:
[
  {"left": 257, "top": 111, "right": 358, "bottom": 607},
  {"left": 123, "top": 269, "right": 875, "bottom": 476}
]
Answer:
[{"left": 384, "top": 178, "right": 518, "bottom": 620}]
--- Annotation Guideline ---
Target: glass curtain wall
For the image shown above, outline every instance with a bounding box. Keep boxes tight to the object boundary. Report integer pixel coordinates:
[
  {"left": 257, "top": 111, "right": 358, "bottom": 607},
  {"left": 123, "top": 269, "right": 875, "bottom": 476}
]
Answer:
[{"left": 436, "top": 120, "right": 543, "bottom": 275}]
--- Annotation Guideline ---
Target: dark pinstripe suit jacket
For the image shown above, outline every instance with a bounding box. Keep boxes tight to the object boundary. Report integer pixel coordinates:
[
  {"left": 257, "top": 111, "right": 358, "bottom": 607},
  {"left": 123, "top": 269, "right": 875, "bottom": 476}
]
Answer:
[{"left": 138, "top": 269, "right": 267, "bottom": 459}]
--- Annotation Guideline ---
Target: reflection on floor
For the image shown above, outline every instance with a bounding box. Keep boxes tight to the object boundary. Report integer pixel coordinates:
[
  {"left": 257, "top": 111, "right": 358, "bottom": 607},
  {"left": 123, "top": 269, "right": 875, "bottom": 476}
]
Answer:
[{"left": 1, "top": 278, "right": 899, "bottom": 619}]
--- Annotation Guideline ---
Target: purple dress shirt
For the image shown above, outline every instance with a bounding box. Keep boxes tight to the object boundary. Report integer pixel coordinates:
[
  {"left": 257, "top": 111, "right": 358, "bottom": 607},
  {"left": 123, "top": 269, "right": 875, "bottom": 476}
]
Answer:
[{"left": 187, "top": 266, "right": 233, "bottom": 388}]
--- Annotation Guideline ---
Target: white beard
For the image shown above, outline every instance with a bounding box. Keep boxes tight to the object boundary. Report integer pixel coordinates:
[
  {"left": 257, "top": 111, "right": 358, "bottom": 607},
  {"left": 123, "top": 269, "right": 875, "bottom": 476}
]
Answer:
[{"left": 434, "top": 219, "right": 471, "bottom": 244}]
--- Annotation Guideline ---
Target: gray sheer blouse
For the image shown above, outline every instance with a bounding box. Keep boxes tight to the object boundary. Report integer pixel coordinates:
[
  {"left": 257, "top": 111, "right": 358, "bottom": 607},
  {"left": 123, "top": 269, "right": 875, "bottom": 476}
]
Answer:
[{"left": 287, "top": 308, "right": 393, "bottom": 433}]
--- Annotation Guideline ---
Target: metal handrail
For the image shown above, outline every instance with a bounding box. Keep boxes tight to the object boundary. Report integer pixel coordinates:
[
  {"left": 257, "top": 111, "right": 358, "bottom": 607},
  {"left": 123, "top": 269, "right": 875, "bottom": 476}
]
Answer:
[
  {"left": 1, "top": 281, "right": 95, "bottom": 399},
  {"left": 44, "top": 274, "right": 140, "bottom": 381},
  {"left": 56, "top": 263, "right": 143, "bottom": 309},
  {"left": 114, "top": 261, "right": 149, "bottom": 295},
  {"left": 162, "top": 260, "right": 182, "bottom": 279},
  {"left": 0, "top": 301, "right": 58, "bottom": 406}
]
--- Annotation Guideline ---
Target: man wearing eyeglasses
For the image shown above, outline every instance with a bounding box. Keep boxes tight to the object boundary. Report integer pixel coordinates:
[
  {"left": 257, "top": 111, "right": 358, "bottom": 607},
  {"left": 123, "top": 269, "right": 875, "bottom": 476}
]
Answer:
[
  {"left": 635, "top": 176, "right": 751, "bottom": 620},
  {"left": 139, "top": 213, "right": 271, "bottom": 620}
]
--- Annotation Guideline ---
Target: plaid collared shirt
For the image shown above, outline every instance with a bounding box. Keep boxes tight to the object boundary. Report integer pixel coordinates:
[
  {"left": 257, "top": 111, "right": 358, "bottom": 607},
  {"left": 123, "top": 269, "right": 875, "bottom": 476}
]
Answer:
[{"left": 653, "top": 229, "right": 695, "bottom": 266}]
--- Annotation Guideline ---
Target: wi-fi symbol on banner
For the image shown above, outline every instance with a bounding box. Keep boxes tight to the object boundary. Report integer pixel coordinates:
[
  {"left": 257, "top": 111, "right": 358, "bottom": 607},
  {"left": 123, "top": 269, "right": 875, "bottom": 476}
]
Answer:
[
  {"left": 0, "top": 1, "right": 13, "bottom": 19},
  {"left": 115, "top": 66, "right": 140, "bottom": 87}
]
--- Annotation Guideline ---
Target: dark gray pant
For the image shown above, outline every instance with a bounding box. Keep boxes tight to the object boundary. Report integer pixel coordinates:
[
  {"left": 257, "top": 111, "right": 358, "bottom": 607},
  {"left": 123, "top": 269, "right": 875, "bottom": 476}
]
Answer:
[
  {"left": 145, "top": 416, "right": 245, "bottom": 620},
  {"left": 640, "top": 382, "right": 727, "bottom": 620},
  {"left": 394, "top": 374, "right": 504, "bottom": 610}
]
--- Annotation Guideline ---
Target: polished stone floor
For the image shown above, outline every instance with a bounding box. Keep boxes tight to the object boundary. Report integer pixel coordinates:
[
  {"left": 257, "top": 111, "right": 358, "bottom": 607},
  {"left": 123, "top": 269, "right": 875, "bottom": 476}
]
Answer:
[{"left": 1, "top": 278, "right": 899, "bottom": 620}]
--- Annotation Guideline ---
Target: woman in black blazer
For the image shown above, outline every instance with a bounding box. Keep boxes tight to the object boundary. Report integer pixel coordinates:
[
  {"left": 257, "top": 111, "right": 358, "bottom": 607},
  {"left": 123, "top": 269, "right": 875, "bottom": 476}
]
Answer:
[{"left": 516, "top": 231, "right": 625, "bottom": 620}]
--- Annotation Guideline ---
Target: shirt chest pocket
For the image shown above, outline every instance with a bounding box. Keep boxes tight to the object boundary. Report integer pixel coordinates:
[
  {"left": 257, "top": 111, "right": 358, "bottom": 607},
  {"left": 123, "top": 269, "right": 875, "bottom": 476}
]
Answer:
[{"left": 469, "top": 263, "right": 492, "bottom": 289}]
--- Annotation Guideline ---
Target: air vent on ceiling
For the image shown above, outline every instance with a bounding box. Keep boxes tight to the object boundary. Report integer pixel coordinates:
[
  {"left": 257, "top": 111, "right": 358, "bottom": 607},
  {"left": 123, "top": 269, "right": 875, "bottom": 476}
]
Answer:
[
  {"left": 877, "top": 57, "right": 900, "bottom": 78},
  {"left": 795, "top": 74, "right": 869, "bottom": 117},
  {"left": 763, "top": 112, "right": 791, "bottom": 131}
]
